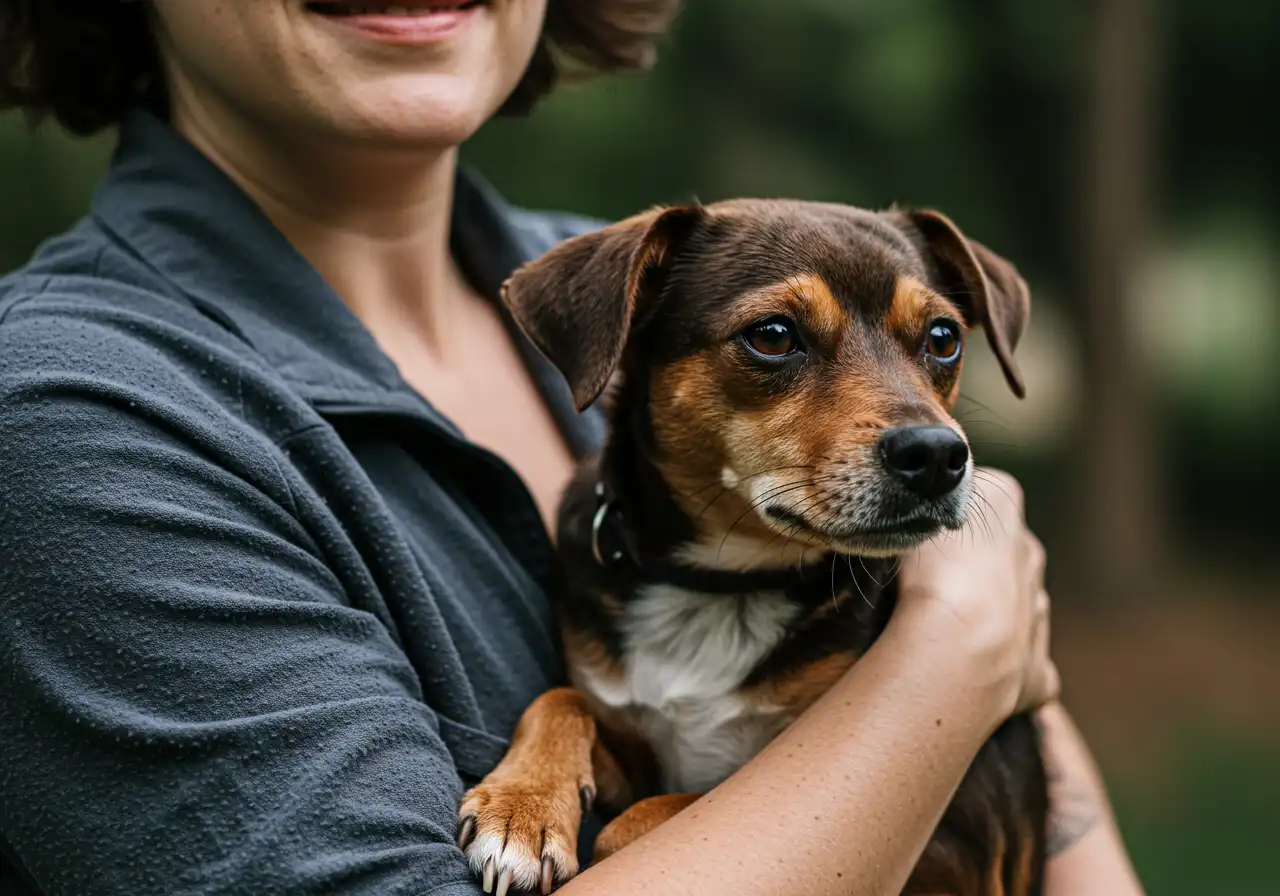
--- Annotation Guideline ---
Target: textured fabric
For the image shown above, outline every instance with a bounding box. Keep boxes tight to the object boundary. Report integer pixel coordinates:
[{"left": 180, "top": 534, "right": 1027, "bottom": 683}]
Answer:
[{"left": 0, "top": 109, "right": 605, "bottom": 896}]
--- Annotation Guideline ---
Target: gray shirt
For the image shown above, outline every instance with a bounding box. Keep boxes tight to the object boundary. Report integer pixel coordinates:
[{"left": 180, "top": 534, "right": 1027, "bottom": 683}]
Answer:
[{"left": 0, "top": 109, "right": 605, "bottom": 896}]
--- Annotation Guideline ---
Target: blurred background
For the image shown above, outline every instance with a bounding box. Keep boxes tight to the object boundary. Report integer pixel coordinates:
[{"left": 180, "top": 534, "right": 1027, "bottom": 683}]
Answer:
[{"left": 3, "top": 0, "right": 1276, "bottom": 891}]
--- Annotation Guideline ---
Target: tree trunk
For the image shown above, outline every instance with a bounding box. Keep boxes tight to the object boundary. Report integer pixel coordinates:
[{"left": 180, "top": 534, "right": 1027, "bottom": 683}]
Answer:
[{"left": 1073, "top": 0, "right": 1166, "bottom": 601}]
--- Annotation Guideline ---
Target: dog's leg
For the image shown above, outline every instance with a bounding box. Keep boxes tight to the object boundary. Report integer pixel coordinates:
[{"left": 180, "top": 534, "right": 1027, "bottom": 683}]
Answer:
[
  {"left": 458, "top": 687, "right": 630, "bottom": 895},
  {"left": 592, "top": 792, "right": 701, "bottom": 863}
]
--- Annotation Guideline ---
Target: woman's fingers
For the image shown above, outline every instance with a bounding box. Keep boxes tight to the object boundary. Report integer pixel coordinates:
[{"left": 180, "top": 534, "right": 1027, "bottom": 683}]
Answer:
[{"left": 1017, "top": 589, "right": 1060, "bottom": 713}]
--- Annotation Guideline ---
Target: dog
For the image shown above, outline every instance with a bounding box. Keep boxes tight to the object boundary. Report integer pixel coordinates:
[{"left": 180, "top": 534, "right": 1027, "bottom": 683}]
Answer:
[{"left": 456, "top": 199, "right": 1047, "bottom": 896}]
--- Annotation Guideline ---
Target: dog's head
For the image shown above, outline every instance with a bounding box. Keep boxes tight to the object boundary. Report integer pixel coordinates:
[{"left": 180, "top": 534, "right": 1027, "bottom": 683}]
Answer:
[{"left": 502, "top": 200, "right": 1030, "bottom": 563}]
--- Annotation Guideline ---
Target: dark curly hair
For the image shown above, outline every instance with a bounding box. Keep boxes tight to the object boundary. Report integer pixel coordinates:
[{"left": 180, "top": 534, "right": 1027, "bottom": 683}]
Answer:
[{"left": 0, "top": 0, "right": 679, "bottom": 136}]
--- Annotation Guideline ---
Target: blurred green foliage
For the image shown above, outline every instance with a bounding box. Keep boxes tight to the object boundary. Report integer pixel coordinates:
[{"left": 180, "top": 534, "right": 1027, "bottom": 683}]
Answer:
[{"left": 1114, "top": 731, "right": 1280, "bottom": 896}]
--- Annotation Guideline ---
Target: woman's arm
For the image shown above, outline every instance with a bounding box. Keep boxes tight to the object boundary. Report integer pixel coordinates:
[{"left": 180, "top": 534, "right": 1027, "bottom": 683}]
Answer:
[
  {"left": 1040, "top": 703, "right": 1146, "bottom": 895},
  {"left": 561, "top": 469, "right": 1057, "bottom": 896}
]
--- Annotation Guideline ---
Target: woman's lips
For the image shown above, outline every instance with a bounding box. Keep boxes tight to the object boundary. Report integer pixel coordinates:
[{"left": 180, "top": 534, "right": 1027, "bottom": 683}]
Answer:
[{"left": 308, "top": 2, "right": 484, "bottom": 45}]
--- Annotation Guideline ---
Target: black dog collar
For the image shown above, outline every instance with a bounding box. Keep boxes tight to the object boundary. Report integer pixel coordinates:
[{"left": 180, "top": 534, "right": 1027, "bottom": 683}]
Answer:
[{"left": 589, "top": 480, "right": 832, "bottom": 594}]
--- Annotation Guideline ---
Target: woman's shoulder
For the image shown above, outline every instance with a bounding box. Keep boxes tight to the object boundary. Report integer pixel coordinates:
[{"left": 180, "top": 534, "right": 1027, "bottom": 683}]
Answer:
[
  {"left": 0, "top": 219, "right": 307, "bottom": 445},
  {"left": 2, "top": 217, "right": 239, "bottom": 347},
  {"left": 5, "top": 216, "right": 212, "bottom": 314}
]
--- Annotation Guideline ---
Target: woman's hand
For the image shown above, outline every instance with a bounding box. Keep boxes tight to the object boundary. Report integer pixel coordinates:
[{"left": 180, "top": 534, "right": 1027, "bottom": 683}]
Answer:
[{"left": 895, "top": 466, "right": 1061, "bottom": 727}]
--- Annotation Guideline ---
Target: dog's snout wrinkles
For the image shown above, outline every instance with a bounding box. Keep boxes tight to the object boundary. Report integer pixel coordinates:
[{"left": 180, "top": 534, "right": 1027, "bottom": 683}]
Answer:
[{"left": 878, "top": 425, "right": 968, "bottom": 498}]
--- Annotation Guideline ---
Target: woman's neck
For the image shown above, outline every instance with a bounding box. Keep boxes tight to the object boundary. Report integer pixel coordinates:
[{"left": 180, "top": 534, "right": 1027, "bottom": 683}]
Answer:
[{"left": 171, "top": 94, "right": 468, "bottom": 356}]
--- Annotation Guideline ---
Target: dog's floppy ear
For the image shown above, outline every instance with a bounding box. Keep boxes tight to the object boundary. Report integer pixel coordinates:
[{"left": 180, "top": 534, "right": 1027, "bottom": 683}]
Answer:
[
  {"left": 905, "top": 209, "right": 1032, "bottom": 398},
  {"left": 501, "top": 204, "right": 705, "bottom": 410}
]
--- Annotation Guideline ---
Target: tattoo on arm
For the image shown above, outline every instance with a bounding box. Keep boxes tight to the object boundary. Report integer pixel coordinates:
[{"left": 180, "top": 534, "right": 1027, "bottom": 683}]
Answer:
[{"left": 1045, "top": 762, "right": 1101, "bottom": 857}]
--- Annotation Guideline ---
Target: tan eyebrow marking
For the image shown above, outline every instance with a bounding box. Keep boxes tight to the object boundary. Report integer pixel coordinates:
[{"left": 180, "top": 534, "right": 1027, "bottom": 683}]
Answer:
[
  {"left": 733, "top": 273, "right": 846, "bottom": 342},
  {"left": 888, "top": 274, "right": 964, "bottom": 337}
]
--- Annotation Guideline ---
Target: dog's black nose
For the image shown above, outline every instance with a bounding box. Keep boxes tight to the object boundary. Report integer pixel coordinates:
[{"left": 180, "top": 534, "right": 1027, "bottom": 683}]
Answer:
[{"left": 879, "top": 425, "right": 969, "bottom": 498}]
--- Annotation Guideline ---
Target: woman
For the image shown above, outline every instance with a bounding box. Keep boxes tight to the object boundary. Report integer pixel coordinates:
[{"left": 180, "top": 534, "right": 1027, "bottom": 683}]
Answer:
[{"left": 0, "top": 2, "right": 1143, "bottom": 894}]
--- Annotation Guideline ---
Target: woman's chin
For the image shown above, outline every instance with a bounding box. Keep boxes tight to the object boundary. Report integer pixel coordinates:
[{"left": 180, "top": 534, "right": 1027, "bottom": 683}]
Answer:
[{"left": 326, "top": 78, "right": 506, "bottom": 148}]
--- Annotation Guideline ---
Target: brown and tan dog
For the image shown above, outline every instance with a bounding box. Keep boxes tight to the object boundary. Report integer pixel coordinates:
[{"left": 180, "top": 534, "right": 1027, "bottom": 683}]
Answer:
[{"left": 457, "top": 200, "right": 1046, "bottom": 896}]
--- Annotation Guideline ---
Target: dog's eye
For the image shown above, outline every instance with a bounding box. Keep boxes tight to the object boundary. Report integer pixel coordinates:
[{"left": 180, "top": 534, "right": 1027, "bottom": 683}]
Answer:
[
  {"left": 925, "top": 320, "right": 962, "bottom": 363},
  {"left": 743, "top": 317, "right": 800, "bottom": 359}
]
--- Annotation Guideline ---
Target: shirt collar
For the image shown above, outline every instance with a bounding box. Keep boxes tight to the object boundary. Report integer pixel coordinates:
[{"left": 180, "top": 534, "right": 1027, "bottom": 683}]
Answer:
[{"left": 91, "top": 108, "right": 603, "bottom": 455}]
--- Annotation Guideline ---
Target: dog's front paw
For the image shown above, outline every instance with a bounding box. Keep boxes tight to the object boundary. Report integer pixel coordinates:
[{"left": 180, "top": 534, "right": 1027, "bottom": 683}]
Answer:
[{"left": 457, "top": 770, "right": 593, "bottom": 895}]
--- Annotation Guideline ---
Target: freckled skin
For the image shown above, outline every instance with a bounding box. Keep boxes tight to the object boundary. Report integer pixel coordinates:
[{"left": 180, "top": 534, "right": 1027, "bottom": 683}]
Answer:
[{"left": 464, "top": 199, "right": 1043, "bottom": 896}]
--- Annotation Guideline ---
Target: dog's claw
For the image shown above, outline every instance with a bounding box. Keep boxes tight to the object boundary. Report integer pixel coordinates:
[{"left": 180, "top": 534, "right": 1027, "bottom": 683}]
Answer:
[
  {"left": 456, "top": 815, "right": 476, "bottom": 849},
  {"left": 541, "top": 855, "right": 556, "bottom": 894},
  {"left": 460, "top": 766, "right": 583, "bottom": 894},
  {"left": 580, "top": 784, "right": 596, "bottom": 814}
]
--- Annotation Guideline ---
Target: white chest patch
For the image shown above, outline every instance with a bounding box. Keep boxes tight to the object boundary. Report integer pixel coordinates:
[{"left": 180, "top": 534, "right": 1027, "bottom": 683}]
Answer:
[{"left": 575, "top": 584, "right": 799, "bottom": 793}]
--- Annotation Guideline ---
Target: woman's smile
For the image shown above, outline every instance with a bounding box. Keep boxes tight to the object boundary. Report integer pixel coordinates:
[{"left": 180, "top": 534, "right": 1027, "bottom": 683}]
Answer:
[{"left": 307, "top": 0, "right": 487, "bottom": 46}]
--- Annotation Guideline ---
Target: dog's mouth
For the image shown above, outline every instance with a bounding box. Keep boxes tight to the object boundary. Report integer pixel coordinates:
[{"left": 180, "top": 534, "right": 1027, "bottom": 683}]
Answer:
[{"left": 765, "top": 505, "right": 951, "bottom": 554}]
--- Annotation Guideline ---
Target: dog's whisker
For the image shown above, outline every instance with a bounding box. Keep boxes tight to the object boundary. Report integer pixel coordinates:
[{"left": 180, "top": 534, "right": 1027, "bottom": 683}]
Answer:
[
  {"left": 828, "top": 553, "right": 841, "bottom": 615},
  {"left": 857, "top": 556, "right": 884, "bottom": 588},
  {"left": 688, "top": 454, "right": 860, "bottom": 525},
  {"left": 956, "top": 393, "right": 1010, "bottom": 426},
  {"left": 932, "top": 283, "right": 980, "bottom": 297},
  {"left": 972, "top": 469, "right": 1017, "bottom": 504},
  {"left": 693, "top": 478, "right": 795, "bottom": 523},
  {"left": 964, "top": 492, "right": 990, "bottom": 544},
  {"left": 956, "top": 419, "right": 1014, "bottom": 436},
  {"left": 968, "top": 483, "right": 1010, "bottom": 541},
  {"left": 682, "top": 463, "right": 820, "bottom": 502},
  {"left": 845, "top": 554, "right": 874, "bottom": 610},
  {"left": 778, "top": 493, "right": 834, "bottom": 558},
  {"left": 969, "top": 490, "right": 999, "bottom": 544},
  {"left": 954, "top": 413, "right": 1012, "bottom": 428},
  {"left": 884, "top": 557, "right": 902, "bottom": 590},
  {"left": 690, "top": 464, "right": 833, "bottom": 523},
  {"left": 757, "top": 499, "right": 817, "bottom": 555},
  {"left": 753, "top": 488, "right": 837, "bottom": 558},
  {"left": 715, "top": 479, "right": 835, "bottom": 562}
]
